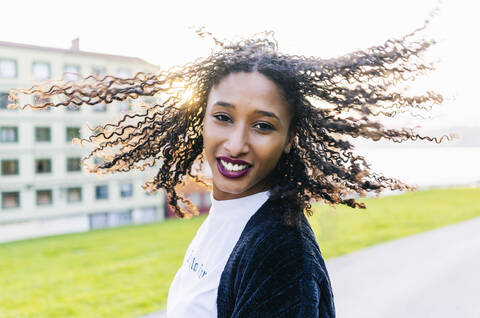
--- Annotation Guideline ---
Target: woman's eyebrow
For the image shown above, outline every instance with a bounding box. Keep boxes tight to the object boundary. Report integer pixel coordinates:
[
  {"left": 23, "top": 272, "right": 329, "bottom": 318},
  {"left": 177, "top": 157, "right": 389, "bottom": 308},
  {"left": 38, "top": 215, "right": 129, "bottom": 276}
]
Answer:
[
  {"left": 256, "top": 110, "right": 280, "bottom": 121},
  {"left": 214, "top": 101, "right": 280, "bottom": 121},
  {"left": 214, "top": 101, "right": 234, "bottom": 108}
]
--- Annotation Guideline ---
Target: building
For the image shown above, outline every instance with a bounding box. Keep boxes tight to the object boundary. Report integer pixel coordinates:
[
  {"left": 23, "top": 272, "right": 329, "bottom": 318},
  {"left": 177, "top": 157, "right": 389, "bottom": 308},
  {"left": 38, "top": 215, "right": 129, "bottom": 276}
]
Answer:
[
  {"left": 165, "top": 179, "right": 212, "bottom": 218},
  {"left": 0, "top": 39, "right": 166, "bottom": 243}
]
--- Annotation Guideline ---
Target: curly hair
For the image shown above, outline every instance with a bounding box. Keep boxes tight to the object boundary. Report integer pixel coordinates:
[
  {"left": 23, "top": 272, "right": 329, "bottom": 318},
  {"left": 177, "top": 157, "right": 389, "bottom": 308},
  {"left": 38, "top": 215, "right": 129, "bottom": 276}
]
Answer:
[{"left": 9, "top": 20, "right": 455, "bottom": 226}]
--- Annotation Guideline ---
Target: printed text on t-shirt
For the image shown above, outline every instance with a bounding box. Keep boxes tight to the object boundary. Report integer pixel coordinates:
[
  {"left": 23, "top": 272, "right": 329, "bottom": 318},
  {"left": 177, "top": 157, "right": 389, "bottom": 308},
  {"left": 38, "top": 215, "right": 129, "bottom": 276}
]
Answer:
[{"left": 185, "top": 249, "right": 207, "bottom": 279}]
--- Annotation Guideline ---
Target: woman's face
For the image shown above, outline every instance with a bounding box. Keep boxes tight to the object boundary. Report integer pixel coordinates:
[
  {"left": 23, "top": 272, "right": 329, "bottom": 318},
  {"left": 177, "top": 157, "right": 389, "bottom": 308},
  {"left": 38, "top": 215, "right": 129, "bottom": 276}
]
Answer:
[{"left": 203, "top": 71, "right": 293, "bottom": 201}]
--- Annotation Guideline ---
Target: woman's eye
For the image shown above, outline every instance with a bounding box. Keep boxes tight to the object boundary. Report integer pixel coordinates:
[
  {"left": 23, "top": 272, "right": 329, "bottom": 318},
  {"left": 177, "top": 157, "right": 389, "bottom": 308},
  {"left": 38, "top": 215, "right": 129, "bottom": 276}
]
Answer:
[
  {"left": 213, "top": 114, "right": 231, "bottom": 122},
  {"left": 254, "top": 122, "right": 274, "bottom": 131}
]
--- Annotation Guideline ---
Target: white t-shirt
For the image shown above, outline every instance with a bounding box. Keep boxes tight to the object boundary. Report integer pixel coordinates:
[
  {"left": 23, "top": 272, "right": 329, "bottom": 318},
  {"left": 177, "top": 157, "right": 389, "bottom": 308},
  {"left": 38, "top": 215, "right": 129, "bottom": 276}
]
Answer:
[{"left": 166, "top": 190, "right": 270, "bottom": 318}]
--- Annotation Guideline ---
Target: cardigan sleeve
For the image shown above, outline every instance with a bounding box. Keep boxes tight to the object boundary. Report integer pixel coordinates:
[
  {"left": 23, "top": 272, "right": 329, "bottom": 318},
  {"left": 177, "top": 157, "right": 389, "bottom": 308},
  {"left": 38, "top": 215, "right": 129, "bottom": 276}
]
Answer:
[{"left": 228, "top": 230, "right": 335, "bottom": 318}]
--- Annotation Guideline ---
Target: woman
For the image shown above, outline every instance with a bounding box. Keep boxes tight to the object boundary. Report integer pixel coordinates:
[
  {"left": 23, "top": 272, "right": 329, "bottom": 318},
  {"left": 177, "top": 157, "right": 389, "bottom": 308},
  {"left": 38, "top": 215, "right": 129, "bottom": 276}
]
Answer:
[{"left": 10, "top": 21, "right": 453, "bottom": 317}]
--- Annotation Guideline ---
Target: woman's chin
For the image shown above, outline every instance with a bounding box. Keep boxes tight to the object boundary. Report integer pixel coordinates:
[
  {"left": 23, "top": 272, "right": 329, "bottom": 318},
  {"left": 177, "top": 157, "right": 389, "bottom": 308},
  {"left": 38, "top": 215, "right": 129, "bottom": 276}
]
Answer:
[
  {"left": 212, "top": 180, "right": 250, "bottom": 199},
  {"left": 214, "top": 185, "right": 246, "bottom": 196}
]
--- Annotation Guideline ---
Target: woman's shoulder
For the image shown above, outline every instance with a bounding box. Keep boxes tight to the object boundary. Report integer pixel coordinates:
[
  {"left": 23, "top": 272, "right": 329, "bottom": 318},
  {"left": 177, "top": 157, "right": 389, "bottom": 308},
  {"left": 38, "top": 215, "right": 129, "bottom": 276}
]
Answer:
[
  {"left": 232, "top": 197, "right": 327, "bottom": 276},
  {"left": 218, "top": 198, "right": 335, "bottom": 317}
]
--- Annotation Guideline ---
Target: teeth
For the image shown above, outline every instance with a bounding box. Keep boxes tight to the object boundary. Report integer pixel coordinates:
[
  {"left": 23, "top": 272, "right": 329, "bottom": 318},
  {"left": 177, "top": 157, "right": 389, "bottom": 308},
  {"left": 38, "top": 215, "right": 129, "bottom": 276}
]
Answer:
[{"left": 220, "top": 160, "right": 248, "bottom": 172}]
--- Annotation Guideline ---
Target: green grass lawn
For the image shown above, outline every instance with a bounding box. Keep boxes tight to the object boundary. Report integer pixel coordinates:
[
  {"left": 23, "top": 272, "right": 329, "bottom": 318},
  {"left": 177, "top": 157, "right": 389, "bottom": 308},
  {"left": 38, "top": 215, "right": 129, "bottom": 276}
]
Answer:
[{"left": 1, "top": 186, "right": 479, "bottom": 318}]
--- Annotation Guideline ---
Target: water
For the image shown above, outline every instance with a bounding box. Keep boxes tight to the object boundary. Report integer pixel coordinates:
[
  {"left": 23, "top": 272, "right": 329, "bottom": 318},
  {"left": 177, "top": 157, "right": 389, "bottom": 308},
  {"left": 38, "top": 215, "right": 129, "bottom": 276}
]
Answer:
[{"left": 355, "top": 147, "right": 480, "bottom": 189}]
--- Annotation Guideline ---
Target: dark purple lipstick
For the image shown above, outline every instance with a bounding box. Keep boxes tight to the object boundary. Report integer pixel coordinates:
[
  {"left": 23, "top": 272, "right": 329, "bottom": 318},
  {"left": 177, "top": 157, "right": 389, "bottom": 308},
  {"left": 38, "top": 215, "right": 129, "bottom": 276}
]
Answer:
[{"left": 216, "top": 156, "right": 252, "bottom": 179}]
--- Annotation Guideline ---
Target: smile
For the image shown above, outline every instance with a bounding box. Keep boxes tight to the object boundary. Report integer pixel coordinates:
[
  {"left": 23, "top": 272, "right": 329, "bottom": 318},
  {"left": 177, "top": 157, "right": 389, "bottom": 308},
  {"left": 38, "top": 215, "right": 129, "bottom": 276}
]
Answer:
[{"left": 216, "top": 157, "right": 252, "bottom": 178}]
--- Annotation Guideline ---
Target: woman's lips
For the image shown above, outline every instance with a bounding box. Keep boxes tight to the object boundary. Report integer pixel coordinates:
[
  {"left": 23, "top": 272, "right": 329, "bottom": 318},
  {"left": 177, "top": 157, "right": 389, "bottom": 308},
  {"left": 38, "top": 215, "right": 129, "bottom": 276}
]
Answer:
[
  {"left": 216, "top": 158, "right": 252, "bottom": 179},
  {"left": 217, "top": 156, "right": 252, "bottom": 166}
]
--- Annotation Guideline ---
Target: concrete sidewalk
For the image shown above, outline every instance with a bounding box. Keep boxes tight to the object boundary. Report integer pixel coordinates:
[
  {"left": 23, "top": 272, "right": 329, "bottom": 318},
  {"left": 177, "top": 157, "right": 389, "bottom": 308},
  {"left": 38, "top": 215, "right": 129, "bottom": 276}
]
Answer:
[
  {"left": 140, "top": 216, "right": 480, "bottom": 317},
  {"left": 328, "top": 216, "right": 480, "bottom": 318}
]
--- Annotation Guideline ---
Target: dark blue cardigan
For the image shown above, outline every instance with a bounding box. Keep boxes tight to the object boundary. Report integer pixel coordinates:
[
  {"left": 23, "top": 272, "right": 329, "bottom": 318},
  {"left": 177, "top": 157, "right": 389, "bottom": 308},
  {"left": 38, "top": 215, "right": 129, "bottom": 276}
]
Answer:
[{"left": 217, "top": 197, "right": 336, "bottom": 318}]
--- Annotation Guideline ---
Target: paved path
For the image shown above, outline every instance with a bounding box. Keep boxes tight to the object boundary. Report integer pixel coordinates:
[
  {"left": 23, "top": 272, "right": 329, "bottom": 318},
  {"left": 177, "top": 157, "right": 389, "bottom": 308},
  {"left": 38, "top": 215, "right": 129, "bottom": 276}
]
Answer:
[
  {"left": 328, "top": 216, "right": 480, "bottom": 318},
  {"left": 140, "top": 216, "right": 480, "bottom": 318}
]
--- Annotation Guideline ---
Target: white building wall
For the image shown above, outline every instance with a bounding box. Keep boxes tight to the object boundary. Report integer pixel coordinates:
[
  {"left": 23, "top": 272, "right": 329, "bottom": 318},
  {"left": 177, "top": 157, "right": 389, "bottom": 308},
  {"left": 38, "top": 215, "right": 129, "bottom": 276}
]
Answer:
[{"left": 0, "top": 41, "right": 166, "bottom": 243}]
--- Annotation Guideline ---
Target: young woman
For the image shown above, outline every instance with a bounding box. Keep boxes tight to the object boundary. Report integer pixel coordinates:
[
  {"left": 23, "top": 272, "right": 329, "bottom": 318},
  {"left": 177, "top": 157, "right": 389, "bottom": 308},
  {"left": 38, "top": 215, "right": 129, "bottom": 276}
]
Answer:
[{"left": 10, "top": 21, "right": 453, "bottom": 318}]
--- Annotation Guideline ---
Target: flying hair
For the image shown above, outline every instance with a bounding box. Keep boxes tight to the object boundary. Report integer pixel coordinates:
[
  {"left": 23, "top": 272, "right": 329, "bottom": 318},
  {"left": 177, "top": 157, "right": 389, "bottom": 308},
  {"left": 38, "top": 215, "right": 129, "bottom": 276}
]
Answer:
[{"left": 9, "top": 14, "right": 456, "bottom": 226}]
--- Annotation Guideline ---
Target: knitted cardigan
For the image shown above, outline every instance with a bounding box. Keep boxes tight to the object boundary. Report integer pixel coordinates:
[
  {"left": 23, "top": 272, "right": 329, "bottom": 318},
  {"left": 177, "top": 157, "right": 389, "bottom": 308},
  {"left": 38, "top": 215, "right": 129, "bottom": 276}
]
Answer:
[{"left": 216, "top": 196, "right": 336, "bottom": 318}]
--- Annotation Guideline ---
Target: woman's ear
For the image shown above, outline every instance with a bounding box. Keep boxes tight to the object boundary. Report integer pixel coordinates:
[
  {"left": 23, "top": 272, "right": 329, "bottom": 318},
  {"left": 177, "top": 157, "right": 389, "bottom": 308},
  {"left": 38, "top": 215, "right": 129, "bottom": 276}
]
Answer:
[{"left": 284, "top": 129, "right": 295, "bottom": 154}]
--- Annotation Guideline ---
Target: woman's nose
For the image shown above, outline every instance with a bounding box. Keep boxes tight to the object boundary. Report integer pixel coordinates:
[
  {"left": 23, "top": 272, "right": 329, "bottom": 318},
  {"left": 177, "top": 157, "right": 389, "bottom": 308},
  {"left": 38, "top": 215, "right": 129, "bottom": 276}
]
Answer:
[{"left": 224, "top": 125, "right": 249, "bottom": 157}]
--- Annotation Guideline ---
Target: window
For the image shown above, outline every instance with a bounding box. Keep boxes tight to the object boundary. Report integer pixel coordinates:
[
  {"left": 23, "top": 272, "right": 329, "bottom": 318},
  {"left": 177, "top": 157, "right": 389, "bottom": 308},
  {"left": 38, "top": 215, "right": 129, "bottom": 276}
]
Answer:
[
  {"left": 95, "top": 185, "right": 109, "bottom": 200},
  {"left": 35, "top": 127, "right": 51, "bottom": 142},
  {"left": 66, "top": 104, "right": 80, "bottom": 112},
  {"left": 140, "top": 207, "right": 158, "bottom": 223},
  {"left": 0, "top": 127, "right": 18, "bottom": 142},
  {"left": 89, "top": 213, "right": 108, "bottom": 229},
  {"left": 92, "top": 103, "right": 106, "bottom": 112},
  {"left": 0, "top": 92, "right": 12, "bottom": 110},
  {"left": 203, "top": 192, "right": 211, "bottom": 207},
  {"left": 93, "top": 156, "right": 104, "bottom": 165},
  {"left": 64, "top": 65, "right": 80, "bottom": 81},
  {"left": 67, "top": 187, "right": 82, "bottom": 203},
  {"left": 89, "top": 67, "right": 107, "bottom": 112},
  {"left": 61, "top": 95, "right": 80, "bottom": 112},
  {"left": 118, "top": 101, "right": 131, "bottom": 113},
  {"left": 1, "top": 159, "right": 19, "bottom": 176},
  {"left": 33, "top": 96, "right": 51, "bottom": 111},
  {"left": 145, "top": 190, "right": 156, "bottom": 197},
  {"left": 0, "top": 59, "right": 17, "bottom": 78},
  {"left": 35, "top": 159, "right": 51, "bottom": 174},
  {"left": 92, "top": 67, "right": 106, "bottom": 78},
  {"left": 66, "top": 158, "right": 81, "bottom": 172},
  {"left": 110, "top": 210, "right": 132, "bottom": 226},
  {"left": 1, "top": 192, "right": 20, "bottom": 209},
  {"left": 116, "top": 69, "right": 130, "bottom": 79},
  {"left": 66, "top": 127, "right": 81, "bottom": 142},
  {"left": 120, "top": 183, "right": 133, "bottom": 198},
  {"left": 187, "top": 192, "right": 201, "bottom": 206},
  {"left": 32, "top": 62, "right": 51, "bottom": 81},
  {"left": 32, "top": 96, "right": 51, "bottom": 112},
  {"left": 36, "top": 190, "right": 53, "bottom": 205},
  {"left": 90, "top": 128, "right": 102, "bottom": 138}
]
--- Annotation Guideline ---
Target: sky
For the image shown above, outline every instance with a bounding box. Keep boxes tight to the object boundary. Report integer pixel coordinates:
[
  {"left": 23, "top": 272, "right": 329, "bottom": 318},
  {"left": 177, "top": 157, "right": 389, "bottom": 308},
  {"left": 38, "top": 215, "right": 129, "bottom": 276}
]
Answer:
[{"left": 1, "top": 0, "right": 478, "bottom": 129}]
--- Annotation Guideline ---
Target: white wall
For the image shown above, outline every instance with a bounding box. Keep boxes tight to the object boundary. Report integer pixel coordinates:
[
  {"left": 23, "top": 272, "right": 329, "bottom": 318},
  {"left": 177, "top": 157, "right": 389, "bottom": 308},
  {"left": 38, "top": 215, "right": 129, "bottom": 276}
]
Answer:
[{"left": 0, "top": 42, "right": 166, "bottom": 242}]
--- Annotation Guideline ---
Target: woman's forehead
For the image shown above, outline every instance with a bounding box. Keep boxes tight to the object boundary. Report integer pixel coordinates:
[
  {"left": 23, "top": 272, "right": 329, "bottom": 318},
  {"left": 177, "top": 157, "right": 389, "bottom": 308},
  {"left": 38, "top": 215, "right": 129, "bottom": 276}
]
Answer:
[{"left": 207, "top": 72, "right": 291, "bottom": 118}]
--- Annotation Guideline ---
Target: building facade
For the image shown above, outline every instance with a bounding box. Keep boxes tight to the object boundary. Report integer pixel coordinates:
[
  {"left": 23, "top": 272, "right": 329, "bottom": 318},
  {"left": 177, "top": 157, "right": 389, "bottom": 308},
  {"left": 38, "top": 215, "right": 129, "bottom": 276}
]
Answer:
[{"left": 0, "top": 40, "right": 166, "bottom": 243}]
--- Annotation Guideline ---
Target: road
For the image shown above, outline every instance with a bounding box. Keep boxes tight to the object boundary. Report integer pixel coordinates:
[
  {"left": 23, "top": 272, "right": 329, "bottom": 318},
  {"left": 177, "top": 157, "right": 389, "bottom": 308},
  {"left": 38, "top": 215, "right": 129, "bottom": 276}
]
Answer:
[{"left": 328, "top": 216, "right": 480, "bottom": 318}]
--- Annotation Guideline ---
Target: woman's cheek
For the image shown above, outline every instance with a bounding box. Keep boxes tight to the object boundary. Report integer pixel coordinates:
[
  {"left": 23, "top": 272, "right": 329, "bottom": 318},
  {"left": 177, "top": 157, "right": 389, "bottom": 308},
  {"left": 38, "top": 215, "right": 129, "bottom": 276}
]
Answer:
[{"left": 203, "top": 124, "right": 225, "bottom": 159}]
